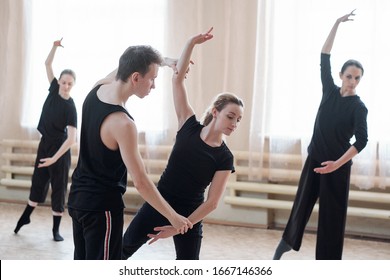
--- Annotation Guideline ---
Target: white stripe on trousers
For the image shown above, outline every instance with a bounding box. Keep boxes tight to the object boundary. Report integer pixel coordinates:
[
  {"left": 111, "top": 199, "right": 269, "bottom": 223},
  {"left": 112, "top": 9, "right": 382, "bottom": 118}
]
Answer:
[{"left": 104, "top": 211, "right": 112, "bottom": 260}]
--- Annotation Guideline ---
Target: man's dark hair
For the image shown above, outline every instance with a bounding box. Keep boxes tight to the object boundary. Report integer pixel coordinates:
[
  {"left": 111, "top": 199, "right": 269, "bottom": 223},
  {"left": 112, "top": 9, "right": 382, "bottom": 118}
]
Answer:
[{"left": 116, "top": 45, "right": 163, "bottom": 82}]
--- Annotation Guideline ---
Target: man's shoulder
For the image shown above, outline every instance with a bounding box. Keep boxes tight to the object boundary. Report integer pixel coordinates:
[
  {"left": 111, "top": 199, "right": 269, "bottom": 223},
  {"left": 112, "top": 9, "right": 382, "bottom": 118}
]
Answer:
[{"left": 105, "top": 111, "right": 135, "bottom": 127}]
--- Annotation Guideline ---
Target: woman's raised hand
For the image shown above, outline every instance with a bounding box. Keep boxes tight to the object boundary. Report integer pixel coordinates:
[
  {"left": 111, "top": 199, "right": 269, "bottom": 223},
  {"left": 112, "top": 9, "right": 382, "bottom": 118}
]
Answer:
[
  {"left": 191, "top": 27, "right": 214, "bottom": 45},
  {"left": 53, "top": 37, "right": 64, "bottom": 48},
  {"left": 337, "top": 9, "right": 356, "bottom": 23}
]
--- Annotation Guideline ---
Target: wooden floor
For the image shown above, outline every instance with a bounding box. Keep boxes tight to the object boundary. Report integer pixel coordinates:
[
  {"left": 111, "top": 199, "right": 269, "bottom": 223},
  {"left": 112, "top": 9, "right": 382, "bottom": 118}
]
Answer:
[{"left": 1, "top": 201, "right": 390, "bottom": 260}]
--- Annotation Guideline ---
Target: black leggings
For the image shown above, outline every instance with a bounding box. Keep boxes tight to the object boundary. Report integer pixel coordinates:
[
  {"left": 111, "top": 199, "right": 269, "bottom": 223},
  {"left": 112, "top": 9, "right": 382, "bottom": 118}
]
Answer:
[
  {"left": 282, "top": 155, "right": 351, "bottom": 260},
  {"left": 123, "top": 202, "right": 203, "bottom": 260}
]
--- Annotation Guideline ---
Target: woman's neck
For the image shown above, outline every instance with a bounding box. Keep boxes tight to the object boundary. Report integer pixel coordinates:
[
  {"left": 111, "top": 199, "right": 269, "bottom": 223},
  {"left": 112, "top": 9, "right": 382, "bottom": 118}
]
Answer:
[
  {"left": 340, "top": 88, "right": 356, "bottom": 97},
  {"left": 58, "top": 91, "right": 70, "bottom": 100},
  {"left": 200, "top": 125, "right": 223, "bottom": 147}
]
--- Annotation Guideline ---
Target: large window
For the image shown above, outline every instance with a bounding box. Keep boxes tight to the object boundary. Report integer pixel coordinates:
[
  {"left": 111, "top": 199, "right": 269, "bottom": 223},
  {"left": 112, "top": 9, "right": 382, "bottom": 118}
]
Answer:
[
  {"left": 249, "top": 1, "right": 390, "bottom": 189},
  {"left": 20, "top": 0, "right": 390, "bottom": 189},
  {"left": 23, "top": 0, "right": 168, "bottom": 132},
  {"left": 263, "top": 1, "right": 390, "bottom": 141}
]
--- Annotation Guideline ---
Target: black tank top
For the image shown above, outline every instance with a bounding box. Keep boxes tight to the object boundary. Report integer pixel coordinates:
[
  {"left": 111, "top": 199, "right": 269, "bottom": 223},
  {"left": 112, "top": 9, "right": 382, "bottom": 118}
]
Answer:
[{"left": 68, "top": 85, "right": 133, "bottom": 211}]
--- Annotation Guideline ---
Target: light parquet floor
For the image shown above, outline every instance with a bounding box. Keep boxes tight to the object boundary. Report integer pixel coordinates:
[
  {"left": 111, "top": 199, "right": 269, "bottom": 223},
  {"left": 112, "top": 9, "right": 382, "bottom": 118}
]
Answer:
[{"left": 0, "top": 201, "right": 389, "bottom": 260}]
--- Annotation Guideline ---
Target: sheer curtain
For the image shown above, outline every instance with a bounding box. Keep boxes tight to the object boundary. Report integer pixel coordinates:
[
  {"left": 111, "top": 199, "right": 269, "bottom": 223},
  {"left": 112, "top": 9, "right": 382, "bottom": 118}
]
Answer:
[
  {"left": 0, "top": 0, "right": 31, "bottom": 141},
  {"left": 2, "top": 0, "right": 389, "bottom": 190},
  {"left": 164, "top": 0, "right": 258, "bottom": 148},
  {"left": 22, "top": 0, "right": 169, "bottom": 142},
  {"left": 250, "top": 0, "right": 390, "bottom": 189}
]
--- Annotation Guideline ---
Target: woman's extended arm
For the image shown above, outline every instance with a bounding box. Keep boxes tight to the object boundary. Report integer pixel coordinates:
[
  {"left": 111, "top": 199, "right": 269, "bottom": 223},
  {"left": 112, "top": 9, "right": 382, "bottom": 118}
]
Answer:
[
  {"left": 321, "top": 10, "right": 355, "bottom": 54},
  {"left": 313, "top": 146, "right": 358, "bottom": 174},
  {"left": 45, "top": 38, "right": 63, "bottom": 83},
  {"left": 172, "top": 28, "right": 213, "bottom": 129},
  {"left": 92, "top": 57, "right": 176, "bottom": 89},
  {"left": 147, "top": 170, "right": 231, "bottom": 244},
  {"left": 92, "top": 68, "right": 118, "bottom": 88},
  {"left": 38, "top": 125, "right": 77, "bottom": 168}
]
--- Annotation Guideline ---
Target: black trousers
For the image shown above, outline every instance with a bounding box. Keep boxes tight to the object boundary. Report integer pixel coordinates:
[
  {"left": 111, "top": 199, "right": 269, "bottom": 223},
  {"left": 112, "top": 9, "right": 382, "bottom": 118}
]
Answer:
[
  {"left": 282, "top": 155, "right": 351, "bottom": 260},
  {"left": 123, "top": 201, "right": 203, "bottom": 260},
  {"left": 68, "top": 207, "right": 124, "bottom": 260},
  {"left": 29, "top": 138, "right": 71, "bottom": 212}
]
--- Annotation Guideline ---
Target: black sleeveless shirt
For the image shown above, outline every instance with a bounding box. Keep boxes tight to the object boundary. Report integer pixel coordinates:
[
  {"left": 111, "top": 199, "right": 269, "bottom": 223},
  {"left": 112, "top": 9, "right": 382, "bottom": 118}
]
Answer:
[{"left": 68, "top": 85, "right": 133, "bottom": 211}]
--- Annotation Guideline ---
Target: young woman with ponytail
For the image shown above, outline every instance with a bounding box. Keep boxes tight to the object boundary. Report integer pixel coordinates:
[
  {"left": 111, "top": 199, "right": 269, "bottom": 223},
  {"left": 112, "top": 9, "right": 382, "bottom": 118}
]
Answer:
[{"left": 122, "top": 28, "right": 244, "bottom": 260}]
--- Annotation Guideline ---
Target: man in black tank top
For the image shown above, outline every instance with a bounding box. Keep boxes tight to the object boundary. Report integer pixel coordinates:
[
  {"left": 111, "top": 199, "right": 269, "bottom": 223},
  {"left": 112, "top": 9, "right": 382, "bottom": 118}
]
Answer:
[{"left": 67, "top": 45, "right": 191, "bottom": 260}]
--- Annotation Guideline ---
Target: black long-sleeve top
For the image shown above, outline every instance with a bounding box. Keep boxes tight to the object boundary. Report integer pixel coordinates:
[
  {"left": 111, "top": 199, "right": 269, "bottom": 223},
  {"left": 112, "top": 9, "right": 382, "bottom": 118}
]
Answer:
[{"left": 307, "top": 53, "right": 368, "bottom": 165}]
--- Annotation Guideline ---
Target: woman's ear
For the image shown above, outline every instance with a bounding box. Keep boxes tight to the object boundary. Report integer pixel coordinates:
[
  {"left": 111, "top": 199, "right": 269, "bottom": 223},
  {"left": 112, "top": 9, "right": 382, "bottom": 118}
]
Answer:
[{"left": 211, "top": 107, "right": 218, "bottom": 118}]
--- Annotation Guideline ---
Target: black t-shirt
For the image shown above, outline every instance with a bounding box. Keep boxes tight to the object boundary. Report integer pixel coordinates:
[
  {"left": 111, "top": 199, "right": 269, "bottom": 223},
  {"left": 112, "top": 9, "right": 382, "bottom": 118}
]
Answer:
[
  {"left": 68, "top": 85, "right": 133, "bottom": 211},
  {"left": 307, "top": 54, "right": 368, "bottom": 164},
  {"left": 37, "top": 78, "right": 77, "bottom": 141},
  {"left": 158, "top": 115, "right": 235, "bottom": 208}
]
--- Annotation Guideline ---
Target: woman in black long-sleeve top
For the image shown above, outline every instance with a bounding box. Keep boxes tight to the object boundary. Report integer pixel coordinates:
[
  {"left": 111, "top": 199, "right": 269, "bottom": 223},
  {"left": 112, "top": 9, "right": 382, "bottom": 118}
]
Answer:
[{"left": 273, "top": 10, "right": 368, "bottom": 260}]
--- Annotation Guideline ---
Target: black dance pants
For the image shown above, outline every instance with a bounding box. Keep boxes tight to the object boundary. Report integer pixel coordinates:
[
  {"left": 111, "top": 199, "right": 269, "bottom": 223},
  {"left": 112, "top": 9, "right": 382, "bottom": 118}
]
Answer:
[
  {"left": 282, "top": 155, "right": 351, "bottom": 260},
  {"left": 68, "top": 207, "right": 124, "bottom": 260},
  {"left": 122, "top": 202, "right": 203, "bottom": 260},
  {"left": 29, "top": 138, "right": 71, "bottom": 212}
]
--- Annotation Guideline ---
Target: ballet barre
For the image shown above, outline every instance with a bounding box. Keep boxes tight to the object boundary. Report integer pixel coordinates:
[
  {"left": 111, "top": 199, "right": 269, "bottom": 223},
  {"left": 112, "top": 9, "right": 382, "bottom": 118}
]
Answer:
[{"left": 1, "top": 139, "right": 389, "bottom": 221}]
